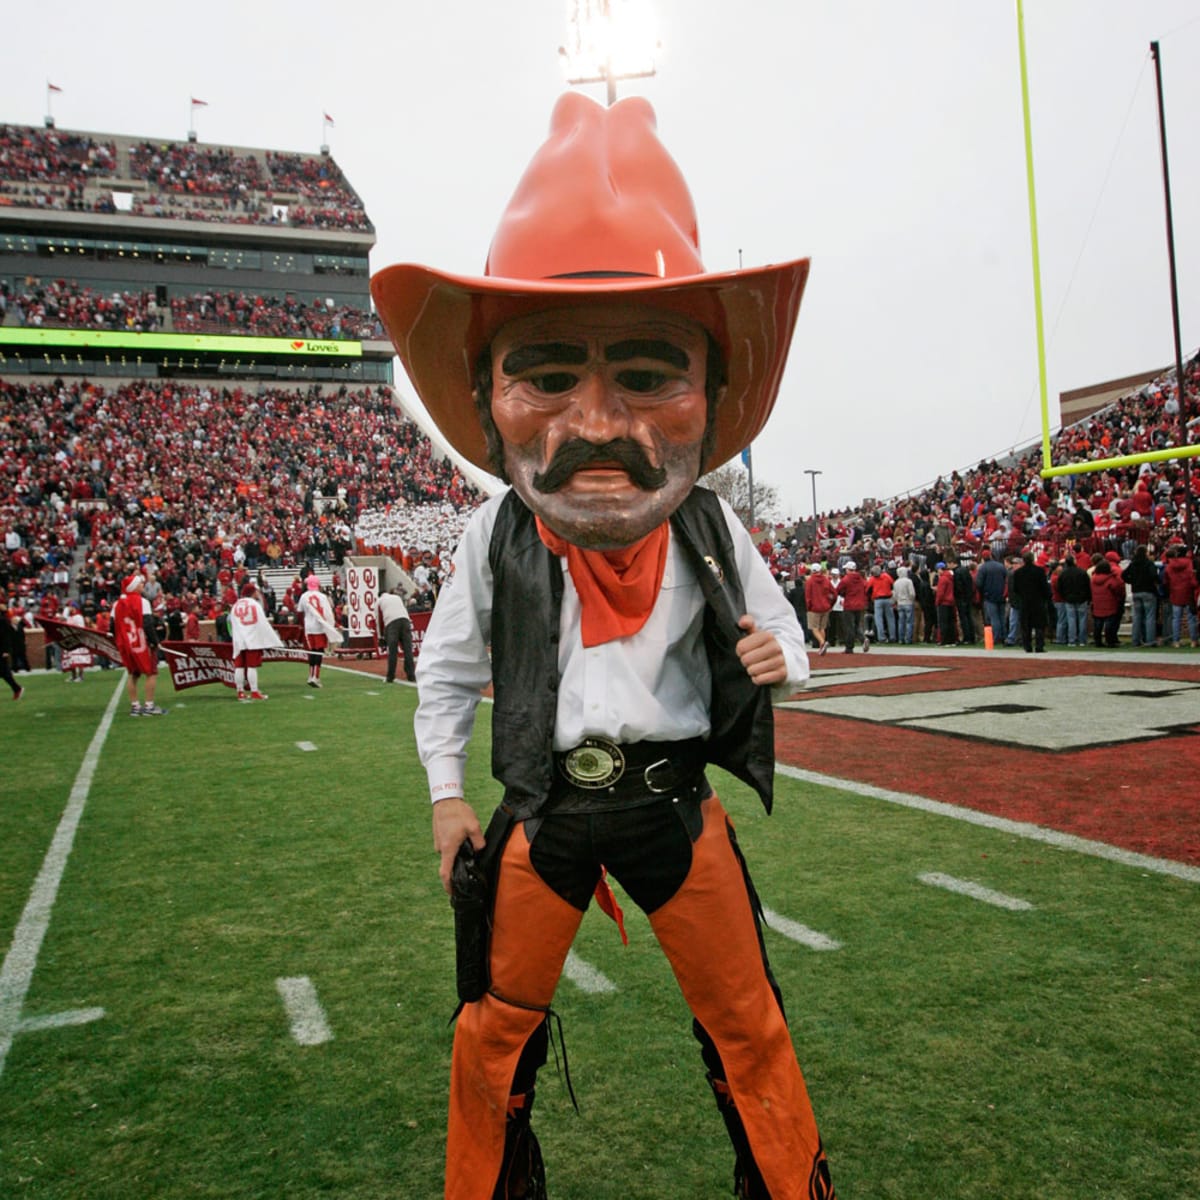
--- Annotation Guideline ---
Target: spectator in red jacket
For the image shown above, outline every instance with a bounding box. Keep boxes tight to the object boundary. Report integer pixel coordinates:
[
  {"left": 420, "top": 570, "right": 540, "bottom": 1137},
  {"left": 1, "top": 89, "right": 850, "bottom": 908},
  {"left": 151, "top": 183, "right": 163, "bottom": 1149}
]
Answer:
[
  {"left": 1089, "top": 559, "right": 1125, "bottom": 647},
  {"left": 836, "top": 560, "right": 869, "bottom": 653},
  {"left": 867, "top": 563, "right": 896, "bottom": 643},
  {"left": 803, "top": 564, "right": 836, "bottom": 655},
  {"left": 1163, "top": 545, "right": 1198, "bottom": 646},
  {"left": 934, "top": 561, "right": 957, "bottom": 646}
]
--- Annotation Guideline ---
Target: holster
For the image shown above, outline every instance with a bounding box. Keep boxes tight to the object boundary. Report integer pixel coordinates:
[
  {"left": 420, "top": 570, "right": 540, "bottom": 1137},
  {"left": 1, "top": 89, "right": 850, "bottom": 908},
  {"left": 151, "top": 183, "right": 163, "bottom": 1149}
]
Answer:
[{"left": 449, "top": 806, "right": 514, "bottom": 1005}]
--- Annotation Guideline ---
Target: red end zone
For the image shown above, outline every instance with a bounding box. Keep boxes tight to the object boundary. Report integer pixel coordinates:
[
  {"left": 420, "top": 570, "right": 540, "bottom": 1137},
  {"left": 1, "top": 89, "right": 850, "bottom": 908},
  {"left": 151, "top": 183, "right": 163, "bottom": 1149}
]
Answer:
[{"left": 774, "top": 653, "right": 1200, "bottom": 866}]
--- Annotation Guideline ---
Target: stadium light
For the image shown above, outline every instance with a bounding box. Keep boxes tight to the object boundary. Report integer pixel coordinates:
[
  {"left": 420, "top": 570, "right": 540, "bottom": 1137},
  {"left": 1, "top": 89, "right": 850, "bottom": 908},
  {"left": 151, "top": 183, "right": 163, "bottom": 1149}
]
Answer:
[
  {"left": 804, "top": 469, "right": 822, "bottom": 521},
  {"left": 559, "top": 0, "right": 660, "bottom": 106}
]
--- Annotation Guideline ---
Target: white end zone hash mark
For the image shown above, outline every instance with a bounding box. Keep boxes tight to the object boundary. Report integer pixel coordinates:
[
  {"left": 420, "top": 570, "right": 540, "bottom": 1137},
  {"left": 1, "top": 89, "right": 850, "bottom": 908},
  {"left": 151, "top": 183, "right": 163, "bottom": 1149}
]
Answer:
[
  {"left": 276, "top": 976, "right": 333, "bottom": 1045},
  {"left": 918, "top": 872, "right": 1034, "bottom": 911}
]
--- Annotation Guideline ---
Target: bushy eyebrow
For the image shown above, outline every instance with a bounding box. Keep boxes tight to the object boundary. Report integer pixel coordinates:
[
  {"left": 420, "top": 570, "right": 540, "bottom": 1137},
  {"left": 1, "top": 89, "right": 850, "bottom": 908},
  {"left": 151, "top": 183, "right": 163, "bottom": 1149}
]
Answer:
[
  {"left": 500, "top": 343, "right": 588, "bottom": 374},
  {"left": 500, "top": 338, "right": 691, "bottom": 374},
  {"left": 604, "top": 339, "right": 690, "bottom": 370}
]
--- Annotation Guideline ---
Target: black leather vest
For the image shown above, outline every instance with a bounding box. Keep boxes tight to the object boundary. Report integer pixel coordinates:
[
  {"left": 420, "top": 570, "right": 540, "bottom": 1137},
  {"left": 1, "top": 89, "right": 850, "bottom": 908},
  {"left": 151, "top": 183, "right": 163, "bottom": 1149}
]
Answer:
[{"left": 487, "top": 487, "right": 777, "bottom": 820}]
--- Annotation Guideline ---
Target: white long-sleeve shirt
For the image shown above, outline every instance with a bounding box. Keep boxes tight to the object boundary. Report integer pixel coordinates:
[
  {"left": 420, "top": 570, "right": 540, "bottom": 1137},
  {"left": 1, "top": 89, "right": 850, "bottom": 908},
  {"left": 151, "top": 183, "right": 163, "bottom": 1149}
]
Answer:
[
  {"left": 413, "top": 490, "right": 808, "bottom": 804},
  {"left": 377, "top": 591, "right": 411, "bottom": 625}
]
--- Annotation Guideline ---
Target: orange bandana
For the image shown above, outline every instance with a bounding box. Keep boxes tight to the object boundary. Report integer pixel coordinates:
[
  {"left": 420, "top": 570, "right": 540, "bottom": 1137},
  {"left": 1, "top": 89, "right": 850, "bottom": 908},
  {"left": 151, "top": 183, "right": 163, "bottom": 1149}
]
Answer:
[{"left": 536, "top": 516, "right": 669, "bottom": 647}]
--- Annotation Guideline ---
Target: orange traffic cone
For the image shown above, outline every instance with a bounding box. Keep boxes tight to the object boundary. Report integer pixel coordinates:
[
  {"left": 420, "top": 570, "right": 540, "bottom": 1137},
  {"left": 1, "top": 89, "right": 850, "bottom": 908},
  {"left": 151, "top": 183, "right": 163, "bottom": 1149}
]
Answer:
[{"left": 984, "top": 626, "right": 995, "bottom": 650}]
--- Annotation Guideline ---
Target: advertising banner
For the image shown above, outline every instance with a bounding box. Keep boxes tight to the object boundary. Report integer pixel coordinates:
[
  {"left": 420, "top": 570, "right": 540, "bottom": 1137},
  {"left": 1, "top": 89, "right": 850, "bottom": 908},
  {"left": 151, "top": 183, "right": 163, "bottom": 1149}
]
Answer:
[{"left": 0, "top": 327, "right": 362, "bottom": 358}]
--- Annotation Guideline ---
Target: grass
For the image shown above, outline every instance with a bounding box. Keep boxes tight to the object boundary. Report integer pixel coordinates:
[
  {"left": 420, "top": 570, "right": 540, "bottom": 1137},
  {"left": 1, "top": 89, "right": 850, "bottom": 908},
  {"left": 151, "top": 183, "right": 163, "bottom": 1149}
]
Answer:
[{"left": 1, "top": 665, "right": 1197, "bottom": 1198}]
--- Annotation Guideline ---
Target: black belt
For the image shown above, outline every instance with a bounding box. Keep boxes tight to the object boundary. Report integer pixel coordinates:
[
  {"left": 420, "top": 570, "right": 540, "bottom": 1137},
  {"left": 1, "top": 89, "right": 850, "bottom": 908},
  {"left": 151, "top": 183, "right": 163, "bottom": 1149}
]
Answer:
[{"left": 549, "top": 736, "right": 709, "bottom": 809}]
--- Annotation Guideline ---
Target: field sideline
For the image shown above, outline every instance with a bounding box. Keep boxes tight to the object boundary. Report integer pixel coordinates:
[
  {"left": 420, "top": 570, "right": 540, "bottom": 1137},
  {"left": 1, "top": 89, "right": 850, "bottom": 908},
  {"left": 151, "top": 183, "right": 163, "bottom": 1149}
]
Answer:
[{"left": 1, "top": 660, "right": 1197, "bottom": 1198}]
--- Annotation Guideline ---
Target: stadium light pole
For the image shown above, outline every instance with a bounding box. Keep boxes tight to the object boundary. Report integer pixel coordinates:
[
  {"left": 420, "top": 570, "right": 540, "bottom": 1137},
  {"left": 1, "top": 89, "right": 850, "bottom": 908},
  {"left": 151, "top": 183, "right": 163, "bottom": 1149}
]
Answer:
[
  {"left": 559, "top": 0, "right": 660, "bottom": 106},
  {"left": 1150, "top": 40, "right": 1194, "bottom": 560},
  {"left": 805, "top": 469, "right": 822, "bottom": 522}
]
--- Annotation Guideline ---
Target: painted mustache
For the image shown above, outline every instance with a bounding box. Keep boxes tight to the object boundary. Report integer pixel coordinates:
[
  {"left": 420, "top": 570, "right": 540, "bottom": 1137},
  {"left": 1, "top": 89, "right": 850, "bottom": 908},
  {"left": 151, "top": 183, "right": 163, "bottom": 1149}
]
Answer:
[{"left": 532, "top": 438, "right": 667, "bottom": 493}]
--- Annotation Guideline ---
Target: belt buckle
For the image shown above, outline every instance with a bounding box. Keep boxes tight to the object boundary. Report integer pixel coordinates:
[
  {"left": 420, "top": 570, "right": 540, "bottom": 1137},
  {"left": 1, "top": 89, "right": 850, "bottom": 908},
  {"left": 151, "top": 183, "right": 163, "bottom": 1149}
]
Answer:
[{"left": 560, "top": 737, "right": 625, "bottom": 790}]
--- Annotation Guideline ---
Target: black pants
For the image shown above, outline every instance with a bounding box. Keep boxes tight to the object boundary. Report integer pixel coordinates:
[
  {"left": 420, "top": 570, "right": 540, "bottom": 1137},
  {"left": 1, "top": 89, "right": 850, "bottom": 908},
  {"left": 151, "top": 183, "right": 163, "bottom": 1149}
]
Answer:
[
  {"left": 956, "top": 600, "right": 976, "bottom": 643},
  {"left": 842, "top": 608, "right": 864, "bottom": 651},
  {"left": 937, "top": 604, "right": 956, "bottom": 645},
  {"left": 384, "top": 617, "right": 415, "bottom": 682},
  {"left": 1020, "top": 614, "right": 1046, "bottom": 652}
]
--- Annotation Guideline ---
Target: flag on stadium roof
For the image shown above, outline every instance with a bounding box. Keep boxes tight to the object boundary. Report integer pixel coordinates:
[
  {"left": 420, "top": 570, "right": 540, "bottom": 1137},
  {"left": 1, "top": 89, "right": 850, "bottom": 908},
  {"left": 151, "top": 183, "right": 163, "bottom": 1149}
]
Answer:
[
  {"left": 191, "top": 97, "right": 208, "bottom": 107},
  {"left": 324, "top": 112, "right": 335, "bottom": 125},
  {"left": 47, "top": 82, "right": 63, "bottom": 93}
]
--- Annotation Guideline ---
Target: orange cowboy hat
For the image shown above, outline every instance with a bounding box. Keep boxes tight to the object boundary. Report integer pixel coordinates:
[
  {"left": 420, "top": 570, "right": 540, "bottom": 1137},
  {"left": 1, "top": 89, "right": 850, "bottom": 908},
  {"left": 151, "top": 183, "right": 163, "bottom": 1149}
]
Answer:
[{"left": 371, "top": 92, "right": 810, "bottom": 475}]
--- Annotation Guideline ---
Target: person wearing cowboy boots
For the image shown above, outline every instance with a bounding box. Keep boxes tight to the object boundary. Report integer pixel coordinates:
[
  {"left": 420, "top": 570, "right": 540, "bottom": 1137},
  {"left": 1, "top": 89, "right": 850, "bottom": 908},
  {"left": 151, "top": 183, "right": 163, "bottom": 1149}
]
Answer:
[{"left": 373, "top": 93, "right": 834, "bottom": 1200}]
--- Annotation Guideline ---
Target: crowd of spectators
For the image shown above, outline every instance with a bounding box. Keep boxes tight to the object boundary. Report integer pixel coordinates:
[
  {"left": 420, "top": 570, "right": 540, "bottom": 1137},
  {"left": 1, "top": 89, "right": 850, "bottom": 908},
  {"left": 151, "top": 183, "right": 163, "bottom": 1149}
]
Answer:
[
  {"left": 1, "top": 278, "right": 381, "bottom": 341},
  {"left": 353, "top": 502, "right": 474, "bottom": 572},
  {"left": 264, "top": 151, "right": 371, "bottom": 233},
  {"left": 755, "top": 350, "right": 1200, "bottom": 578},
  {"left": 0, "top": 377, "right": 480, "bottom": 626},
  {"left": 128, "top": 141, "right": 265, "bottom": 198},
  {"left": 169, "top": 289, "right": 382, "bottom": 339},
  {"left": 2, "top": 278, "right": 160, "bottom": 331},
  {"left": 754, "top": 350, "right": 1200, "bottom": 649},
  {"left": 2, "top": 342, "right": 1197, "bottom": 653},
  {"left": 0, "top": 125, "right": 118, "bottom": 216},
  {"left": 0, "top": 125, "right": 116, "bottom": 186},
  {"left": 0, "top": 125, "right": 372, "bottom": 233}
]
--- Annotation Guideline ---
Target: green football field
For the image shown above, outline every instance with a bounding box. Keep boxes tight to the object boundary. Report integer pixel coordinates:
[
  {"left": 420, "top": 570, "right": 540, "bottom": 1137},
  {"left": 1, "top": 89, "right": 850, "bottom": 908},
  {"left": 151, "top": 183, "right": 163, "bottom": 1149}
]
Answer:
[{"left": 1, "top": 665, "right": 1197, "bottom": 1198}]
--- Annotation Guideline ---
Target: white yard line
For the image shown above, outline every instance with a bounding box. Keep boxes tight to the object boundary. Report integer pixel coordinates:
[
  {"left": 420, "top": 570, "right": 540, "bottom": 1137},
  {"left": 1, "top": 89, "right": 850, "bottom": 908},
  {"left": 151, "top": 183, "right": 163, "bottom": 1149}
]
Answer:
[
  {"left": 562, "top": 950, "right": 617, "bottom": 994},
  {"left": 776, "top": 764, "right": 1200, "bottom": 885},
  {"left": 17, "top": 1007, "right": 106, "bottom": 1033},
  {"left": 295, "top": 741, "right": 318, "bottom": 752},
  {"left": 0, "top": 680, "right": 124, "bottom": 1080},
  {"left": 762, "top": 907, "right": 842, "bottom": 951},
  {"left": 276, "top": 976, "right": 334, "bottom": 1045},
  {"left": 917, "top": 873, "right": 1034, "bottom": 911}
]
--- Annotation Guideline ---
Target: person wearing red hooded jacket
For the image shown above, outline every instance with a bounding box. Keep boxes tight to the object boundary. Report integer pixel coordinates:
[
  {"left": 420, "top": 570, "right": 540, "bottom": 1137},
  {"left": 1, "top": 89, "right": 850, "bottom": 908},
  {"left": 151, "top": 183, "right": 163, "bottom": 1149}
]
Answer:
[
  {"left": 804, "top": 563, "right": 836, "bottom": 654},
  {"left": 836, "top": 560, "right": 869, "bottom": 652},
  {"left": 1163, "top": 545, "right": 1198, "bottom": 646},
  {"left": 934, "top": 561, "right": 957, "bottom": 645},
  {"left": 1089, "top": 559, "right": 1126, "bottom": 647}
]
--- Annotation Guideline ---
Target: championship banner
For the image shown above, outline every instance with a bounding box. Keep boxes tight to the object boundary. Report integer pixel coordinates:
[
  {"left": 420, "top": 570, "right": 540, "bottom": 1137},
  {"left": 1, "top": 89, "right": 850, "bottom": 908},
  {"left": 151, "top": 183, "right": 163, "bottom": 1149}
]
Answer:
[
  {"left": 39, "top": 616, "right": 312, "bottom": 691},
  {"left": 39, "top": 615, "right": 124, "bottom": 664},
  {"left": 343, "top": 563, "right": 379, "bottom": 653},
  {"left": 158, "top": 640, "right": 311, "bottom": 691}
]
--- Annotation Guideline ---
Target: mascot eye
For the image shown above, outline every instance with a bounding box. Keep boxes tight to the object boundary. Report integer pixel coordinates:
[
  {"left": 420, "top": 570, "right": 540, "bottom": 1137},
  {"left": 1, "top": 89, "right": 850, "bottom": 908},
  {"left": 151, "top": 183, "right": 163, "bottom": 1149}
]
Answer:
[
  {"left": 616, "top": 369, "right": 668, "bottom": 393},
  {"left": 530, "top": 372, "right": 577, "bottom": 394}
]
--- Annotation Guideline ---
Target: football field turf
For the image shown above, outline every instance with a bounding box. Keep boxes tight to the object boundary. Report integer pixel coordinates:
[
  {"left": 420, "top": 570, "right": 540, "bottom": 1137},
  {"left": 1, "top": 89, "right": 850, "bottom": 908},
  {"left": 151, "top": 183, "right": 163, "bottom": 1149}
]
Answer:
[{"left": 1, "top": 662, "right": 1197, "bottom": 1198}]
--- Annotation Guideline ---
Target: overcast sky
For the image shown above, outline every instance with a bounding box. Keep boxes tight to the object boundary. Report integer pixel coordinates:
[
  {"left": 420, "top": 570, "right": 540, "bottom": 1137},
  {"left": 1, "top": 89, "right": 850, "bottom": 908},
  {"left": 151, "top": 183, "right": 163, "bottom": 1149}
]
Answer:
[{"left": 6, "top": 1, "right": 1199, "bottom": 519}]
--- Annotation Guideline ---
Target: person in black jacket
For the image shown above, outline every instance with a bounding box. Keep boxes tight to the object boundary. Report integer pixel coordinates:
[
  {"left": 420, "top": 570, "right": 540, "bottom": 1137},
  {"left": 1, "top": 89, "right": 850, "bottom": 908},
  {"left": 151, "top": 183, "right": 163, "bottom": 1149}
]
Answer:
[
  {"left": 953, "top": 556, "right": 977, "bottom": 643},
  {"left": 1, "top": 608, "right": 26, "bottom": 699},
  {"left": 1011, "top": 552, "right": 1052, "bottom": 652},
  {"left": 1124, "top": 545, "right": 1160, "bottom": 647},
  {"left": 1056, "top": 554, "right": 1092, "bottom": 647}
]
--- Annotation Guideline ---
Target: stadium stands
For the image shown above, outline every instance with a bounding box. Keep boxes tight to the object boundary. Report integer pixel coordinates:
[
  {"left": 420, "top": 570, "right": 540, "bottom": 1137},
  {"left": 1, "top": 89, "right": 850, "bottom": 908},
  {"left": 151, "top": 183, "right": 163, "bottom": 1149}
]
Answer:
[
  {"left": 757, "top": 349, "right": 1200, "bottom": 580},
  {"left": 168, "top": 290, "right": 382, "bottom": 340},
  {"left": 2, "top": 122, "right": 1195, "bottom": 647},
  {"left": 5, "top": 352, "right": 1196, "bottom": 628},
  {"left": 0, "top": 123, "right": 372, "bottom": 233},
  {"left": 2, "top": 278, "right": 158, "bottom": 331},
  {"left": 0, "top": 378, "right": 482, "bottom": 612}
]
